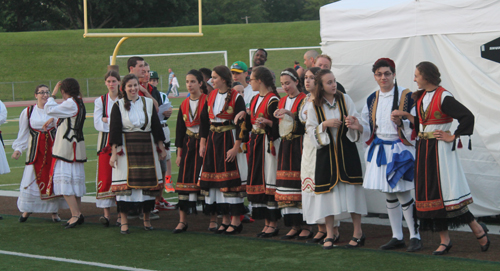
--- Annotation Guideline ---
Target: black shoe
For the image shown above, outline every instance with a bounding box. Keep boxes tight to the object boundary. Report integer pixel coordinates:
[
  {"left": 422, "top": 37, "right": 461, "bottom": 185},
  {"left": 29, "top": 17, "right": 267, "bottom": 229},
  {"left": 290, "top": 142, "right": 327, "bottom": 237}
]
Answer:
[
  {"left": 307, "top": 231, "right": 327, "bottom": 244},
  {"left": 173, "top": 222, "right": 188, "bottom": 234},
  {"left": 380, "top": 238, "right": 405, "bottom": 250},
  {"left": 280, "top": 228, "right": 302, "bottom": 240},
  {"left": 215, "top": 224, "right": 229, "bottom": 234},
  {"left": 322, "top": 238, "right": 338, "bottom": 250},
  {"left": 345, "top": 234, "right": 366, "bottom": 248},
  {"left": 432, "top": 242, "right": 452, "bottom": 255},
  {"left": 143, "top": 219, "right": 154, "bottom": 231},
  {"left": 77, "top": 214, "right": 84, "bottom": 225},
  {"left": 120, "top": 224, "right": 130, "bottom": 234},
  {"left": 407, "top": 238, "right": 423, "bottom": 252},
  {"left": 65, "top": 216, "right": 79, "bottom": 229},
  {"left": 99, "top": 216, "right": 110, "bottom": 227},
  {"left": 52, "top": 213, "right": 61, "bottom": 223},
  {"left": 296, "top": 229, "right": 314, "bottom": 240},
  {"left": 224, "top": 224, "right": 243, "bottom": 235},
  {"left": 19, "top": 213, "right": 31, "bottom": 223},
  {"left": 208, "top": 220, "right": 218, "bottom": 232},
  {"left": 256, "top": 225, "right": 269, "bottom": 237},
  {"left": 478, "top": 222, "right": 490, "bottom": 252},
  {"left": 261, "top": 226, "right": 279, "bottom": 238},
  {"left": 115, "top": 218, "right": 121, "bottom": 227}
]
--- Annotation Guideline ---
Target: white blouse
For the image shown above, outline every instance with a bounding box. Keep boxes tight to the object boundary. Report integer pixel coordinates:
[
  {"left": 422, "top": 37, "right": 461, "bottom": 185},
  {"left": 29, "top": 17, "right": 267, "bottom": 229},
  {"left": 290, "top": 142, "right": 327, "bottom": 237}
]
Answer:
[
  {"left": 12, "top": 106, "right": 57, "bottom": 154},
  {"left": 45, "top": 97, "right": 78, "bottom": 118},
  {"left": 126, "top": 97, "right": 147, "bottom": 128},
  {"left": 211, "top": 91, "right": 242, "bottom": 123},
  {"left": 94, "top": 94, "right": 118, "bottom": 133},
  {"left": 306, "top": 94, "right": 360, "bottom": 149}
]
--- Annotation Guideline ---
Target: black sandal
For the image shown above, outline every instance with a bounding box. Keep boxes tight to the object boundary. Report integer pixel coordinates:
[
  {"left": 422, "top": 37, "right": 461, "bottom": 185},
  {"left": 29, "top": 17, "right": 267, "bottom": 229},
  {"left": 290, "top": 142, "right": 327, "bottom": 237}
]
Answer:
[
  {"left": 345, "top": 234, "right": 365, "bottom": 248},
  {"left": 477, "top": 223, "right": 490, "bottom": 252},
  {"left": 120, "top": 223, "right": 130, "bottom": 234},
  {"left": 143, "top": 219, "right": 154, "bottom": 231},
  {"left": 323, "top": 238, "right": 336, "bottom": 250}
]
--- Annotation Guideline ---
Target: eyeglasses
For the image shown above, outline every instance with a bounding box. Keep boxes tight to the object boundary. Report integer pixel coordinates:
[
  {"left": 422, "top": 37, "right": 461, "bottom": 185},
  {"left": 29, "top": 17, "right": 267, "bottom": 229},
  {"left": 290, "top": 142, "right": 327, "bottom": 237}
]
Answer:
[
  {"left": 375, "top": 72, "right": 393, "bottom": 78},
  {"left": 36, "top": 91, "right": 50, "bottom": 95}
]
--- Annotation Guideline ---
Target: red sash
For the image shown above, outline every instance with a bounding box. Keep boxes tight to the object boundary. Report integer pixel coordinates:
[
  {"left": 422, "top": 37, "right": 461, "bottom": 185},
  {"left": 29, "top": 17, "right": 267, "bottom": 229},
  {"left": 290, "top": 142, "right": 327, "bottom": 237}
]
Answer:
[
  {"left": 250, "top": 92, "right": 279, "bottom": 124},
  {"left": 417, "top": 86, "right": 453, "bottom": 126},
  {"left": 181, "top": 94, "right": 207, "bottom": 127},
  {"left": 26, "top": 107, "right": 58, "bottom": 200},
  {"left": 277, "top": 92, "right": 306, "bottom": 123},
  {"left": 208, "top": 89, "right": 239, "bottom": 120}
]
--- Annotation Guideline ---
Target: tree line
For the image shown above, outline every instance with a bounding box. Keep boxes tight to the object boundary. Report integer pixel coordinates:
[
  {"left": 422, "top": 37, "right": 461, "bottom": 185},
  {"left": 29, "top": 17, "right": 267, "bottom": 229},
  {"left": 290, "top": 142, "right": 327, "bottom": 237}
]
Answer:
[{"left": 0, "top": 0, "right": 336, "bottom": 32}]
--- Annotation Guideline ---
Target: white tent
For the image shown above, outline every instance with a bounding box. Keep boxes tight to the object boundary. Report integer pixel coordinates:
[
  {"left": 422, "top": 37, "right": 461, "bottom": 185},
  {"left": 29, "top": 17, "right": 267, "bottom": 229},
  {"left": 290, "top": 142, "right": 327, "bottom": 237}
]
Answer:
[{"left": 320, "top": 0, "right": 500, "bottom": 216}]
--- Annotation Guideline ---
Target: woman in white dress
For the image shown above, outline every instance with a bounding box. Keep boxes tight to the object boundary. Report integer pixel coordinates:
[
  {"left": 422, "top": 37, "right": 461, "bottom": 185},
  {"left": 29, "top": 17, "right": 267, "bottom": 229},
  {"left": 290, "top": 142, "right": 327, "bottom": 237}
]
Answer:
[
  {"left": 0, "top": 99, "right": 10, "bottom": 176},
  {"left": 12, "top": 85, "right": 67, "bottom": 222},
  {"left": 306, "top": 69, "right": 367, "bottom": 249},
  {"left": 94, "top": 71, "right": 120, "bottom": 227},
  {"left": 300, "top": 67, "right": 342, "bottom": 243},
  {"left": 109, "top": 74, "right": 167, "bottom": 234},
  {"left": 45, "top": 78, "right": 87, "bottom": 229}
]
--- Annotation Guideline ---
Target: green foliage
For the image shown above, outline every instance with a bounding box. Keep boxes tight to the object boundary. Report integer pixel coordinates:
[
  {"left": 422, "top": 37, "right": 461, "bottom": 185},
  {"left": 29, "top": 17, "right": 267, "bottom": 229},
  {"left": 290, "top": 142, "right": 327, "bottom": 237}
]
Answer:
[{"left": 0, "top": 0, "right": 337, "bottom": 32}]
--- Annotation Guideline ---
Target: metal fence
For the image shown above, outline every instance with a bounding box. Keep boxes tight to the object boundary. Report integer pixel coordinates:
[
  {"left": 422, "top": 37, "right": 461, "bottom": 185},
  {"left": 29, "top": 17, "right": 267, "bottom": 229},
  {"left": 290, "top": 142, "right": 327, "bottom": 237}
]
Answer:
[{"left": 0, "top": 76, "right": 173, "bottom": 101}]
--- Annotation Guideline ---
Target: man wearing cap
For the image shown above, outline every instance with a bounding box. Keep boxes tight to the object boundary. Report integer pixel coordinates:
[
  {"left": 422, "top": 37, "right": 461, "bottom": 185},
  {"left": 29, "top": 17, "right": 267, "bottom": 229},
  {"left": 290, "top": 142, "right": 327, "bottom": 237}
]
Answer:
[
  {"left": 231, "top": 61, "right": 258, "bottom": 109},
  {"left": 346, "top": 58, "right": 422, "bottom": 252}
]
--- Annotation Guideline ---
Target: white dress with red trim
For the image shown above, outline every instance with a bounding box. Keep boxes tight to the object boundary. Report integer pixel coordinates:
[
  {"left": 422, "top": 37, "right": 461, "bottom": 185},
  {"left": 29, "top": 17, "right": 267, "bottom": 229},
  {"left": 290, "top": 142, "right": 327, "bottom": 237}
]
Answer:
[
  {"left": 94, "top": 94, "right": 118, "bottom": 208},
  {"left": 12, "top": 106, "right": 68, "bottom": 212},
  {"left": 45, "top": 97, "right": 86, "bottom": 197}
]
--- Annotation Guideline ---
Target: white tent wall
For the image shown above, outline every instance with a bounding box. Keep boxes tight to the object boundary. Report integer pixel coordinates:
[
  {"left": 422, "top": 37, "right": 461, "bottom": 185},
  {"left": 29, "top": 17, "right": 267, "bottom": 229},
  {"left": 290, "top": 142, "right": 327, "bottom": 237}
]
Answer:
[{"left": 320, "top": 0, "right": 500, "bottom": 216}]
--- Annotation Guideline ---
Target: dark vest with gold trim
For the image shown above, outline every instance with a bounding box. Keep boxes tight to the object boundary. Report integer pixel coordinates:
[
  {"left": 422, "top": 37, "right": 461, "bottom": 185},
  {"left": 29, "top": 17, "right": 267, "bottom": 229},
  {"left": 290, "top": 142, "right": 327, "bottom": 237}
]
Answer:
[
  {"left": 366, "top": 87, "right": 414, "bottom": 146},
  {"left": 208, "top": 89, "right": 239, "bottom": 120},
  {"left": 313, "top": 93, "right": 363, "bottom": 194},
  {"left": 25, "top": 105, "right": 56, "bottom": 165},
  {"left": 250, "top": 92, "right": 279, "bottom": 124},
  {"left": 417, "top": 86, "right": 453, "bottom": 126},
  {"left": 52, "top": 98, "right": 87, "bottom": 163},
  {"left": 181, "top": 94, "right": 207, "bottom": 127}
]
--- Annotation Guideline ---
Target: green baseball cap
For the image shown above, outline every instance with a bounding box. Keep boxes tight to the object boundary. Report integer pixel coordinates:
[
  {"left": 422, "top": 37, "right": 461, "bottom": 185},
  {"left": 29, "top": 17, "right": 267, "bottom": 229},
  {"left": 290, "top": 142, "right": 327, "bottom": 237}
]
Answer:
[
  {"left": 230, "top": 61, "right": 248, "bottom": 73},
  {"left": 149, "top": 71, "right": 159, "bottom": 79}
]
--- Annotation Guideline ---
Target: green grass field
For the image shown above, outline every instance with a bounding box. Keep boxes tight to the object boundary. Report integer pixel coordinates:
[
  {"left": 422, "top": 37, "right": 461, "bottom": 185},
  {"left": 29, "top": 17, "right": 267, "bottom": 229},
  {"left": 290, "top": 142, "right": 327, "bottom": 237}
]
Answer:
[
  {"left": 1, "top": 215, "right": 499, "bottom": 271},
  {"left": 0, "top": 21, "right": 321, "bottom": 100}
]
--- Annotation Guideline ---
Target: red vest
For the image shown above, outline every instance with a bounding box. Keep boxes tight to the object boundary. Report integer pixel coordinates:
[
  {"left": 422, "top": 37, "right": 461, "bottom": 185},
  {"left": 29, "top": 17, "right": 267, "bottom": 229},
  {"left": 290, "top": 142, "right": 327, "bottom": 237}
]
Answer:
[
  {"left": 250, "top": 92, "right": 279, "bottom": 124},
  {"left": 207, "top": 89, "right": 239, "bottom": 120},
  {"left": 417, "top": 86, "right": 453, "bottom": 126},
  {"left": 180, "top": 94, "right": 207, "bottom": 127},
  {"left": 277, "top": 92, "right": 306, "bottom": 123}
]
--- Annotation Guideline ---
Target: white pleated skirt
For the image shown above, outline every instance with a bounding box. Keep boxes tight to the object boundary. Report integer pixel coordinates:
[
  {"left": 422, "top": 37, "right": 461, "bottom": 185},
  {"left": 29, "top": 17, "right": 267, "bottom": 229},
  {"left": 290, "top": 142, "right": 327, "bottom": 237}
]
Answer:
[
  {"left": 309, "top": 182, "right": 367, "bottom": 223},
  {"left": 52, "top": 160, "right": 86, "bottom": 197}
]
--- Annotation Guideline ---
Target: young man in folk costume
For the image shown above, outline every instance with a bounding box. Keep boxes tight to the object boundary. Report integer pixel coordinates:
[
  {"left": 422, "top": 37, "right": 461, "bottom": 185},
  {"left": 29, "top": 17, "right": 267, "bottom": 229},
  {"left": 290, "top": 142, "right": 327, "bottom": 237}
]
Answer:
[
  {"left": 347, "top": 58, "right": 422, "bottom": 252},
  {"left": 274, "top": 68, "right": 310, "bottom": 239},
  {"left": 199, "top": 65, "right": 248, "bottom": 234}
]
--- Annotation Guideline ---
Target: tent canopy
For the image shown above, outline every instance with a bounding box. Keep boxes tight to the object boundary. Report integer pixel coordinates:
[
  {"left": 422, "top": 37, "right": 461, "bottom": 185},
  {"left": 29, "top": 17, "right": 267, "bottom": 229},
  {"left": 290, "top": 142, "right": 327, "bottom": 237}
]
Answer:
[
  {"left": 320, "top": 0, "right": 500, "bottom": 216},
  {"left": 321, "top": 0, "right": 500, "bottom": 41}
]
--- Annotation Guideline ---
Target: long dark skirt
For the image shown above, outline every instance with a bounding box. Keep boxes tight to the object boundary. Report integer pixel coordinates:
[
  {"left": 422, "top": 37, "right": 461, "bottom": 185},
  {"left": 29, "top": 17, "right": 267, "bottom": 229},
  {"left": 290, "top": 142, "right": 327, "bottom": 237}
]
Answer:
[{"left": 199, "top": 129, "right": 243, "bottom": 190}]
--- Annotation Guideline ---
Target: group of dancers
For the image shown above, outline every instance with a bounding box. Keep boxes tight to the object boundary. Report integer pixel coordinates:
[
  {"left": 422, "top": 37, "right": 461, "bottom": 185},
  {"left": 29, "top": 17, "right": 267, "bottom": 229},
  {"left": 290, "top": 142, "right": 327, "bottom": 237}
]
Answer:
[{"left": 0, "top": 55, "right": 491, "bottom": 255}]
